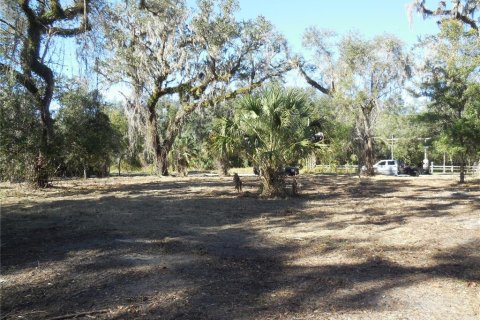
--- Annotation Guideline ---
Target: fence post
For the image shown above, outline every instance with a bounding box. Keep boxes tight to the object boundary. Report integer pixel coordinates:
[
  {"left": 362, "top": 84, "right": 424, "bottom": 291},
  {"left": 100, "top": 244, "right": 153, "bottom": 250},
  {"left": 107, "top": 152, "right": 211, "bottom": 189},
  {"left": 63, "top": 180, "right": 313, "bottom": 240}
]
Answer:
[
  {"left": 443, "top": 153, "right": 446, "bottom": 173},
  {"left": 430, "top": 162, "right": 434, "bottom": 174}
]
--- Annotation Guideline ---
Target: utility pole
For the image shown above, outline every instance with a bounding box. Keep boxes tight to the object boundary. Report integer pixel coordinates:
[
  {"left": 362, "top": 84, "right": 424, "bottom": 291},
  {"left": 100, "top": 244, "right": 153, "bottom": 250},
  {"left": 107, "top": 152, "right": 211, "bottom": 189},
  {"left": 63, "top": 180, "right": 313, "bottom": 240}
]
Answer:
[
  {"left": 417, "top": 137, "right": 432, "bottom": 159},
  {"left": 386, "top": 135, "right": 399, "bottom": 159},
  {"left": 417, "top": 137, "right": 432, "bottom": 173}
]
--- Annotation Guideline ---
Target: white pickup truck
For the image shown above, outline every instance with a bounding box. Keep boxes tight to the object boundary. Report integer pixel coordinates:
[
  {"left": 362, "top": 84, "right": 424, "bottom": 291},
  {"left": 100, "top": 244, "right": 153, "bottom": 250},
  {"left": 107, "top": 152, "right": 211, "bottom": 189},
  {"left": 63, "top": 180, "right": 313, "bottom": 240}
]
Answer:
[
  {"left": 373, "top": 160, "right": 401, "bottom": 175},
  {"left": 373, "top": 159, "right": 420, "bottom": 176}
]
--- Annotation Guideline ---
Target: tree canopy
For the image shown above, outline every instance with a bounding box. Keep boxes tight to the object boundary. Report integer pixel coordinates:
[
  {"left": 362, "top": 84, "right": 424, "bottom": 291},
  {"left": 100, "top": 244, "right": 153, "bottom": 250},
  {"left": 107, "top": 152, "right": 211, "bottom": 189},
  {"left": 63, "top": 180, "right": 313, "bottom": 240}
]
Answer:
[
  {"left": 416, "top": 20, "right": 480, "bottom": 182},
  {"left": 100, "top": 0, "right": 290, "bottom": 175},
  {"left": 298, "top": 31, "right": 410, "bottom": 175}
]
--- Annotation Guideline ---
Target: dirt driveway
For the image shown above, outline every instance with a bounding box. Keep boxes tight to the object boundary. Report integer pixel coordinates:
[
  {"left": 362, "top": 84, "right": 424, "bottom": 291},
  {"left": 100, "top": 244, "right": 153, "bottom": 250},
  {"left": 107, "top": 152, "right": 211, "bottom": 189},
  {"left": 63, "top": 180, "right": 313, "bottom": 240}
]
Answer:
[{"left": 1, "top": 174, "right": 479, "bottom": 319}]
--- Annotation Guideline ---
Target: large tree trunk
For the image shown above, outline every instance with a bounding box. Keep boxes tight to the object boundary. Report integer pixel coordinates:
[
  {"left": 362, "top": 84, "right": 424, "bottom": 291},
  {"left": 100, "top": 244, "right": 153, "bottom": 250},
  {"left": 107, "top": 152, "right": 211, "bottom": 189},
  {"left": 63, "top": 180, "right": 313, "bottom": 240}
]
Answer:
[
  {"left": 32, "top": 96, "right": 54, "bottom": 187},
  {"left": 156, "top": 144, "right": 170, "bottom": 176},
  {"left": 145, "top": 90, "right": 171, "bottom": 176},
  {"left": 363, "top": 135, "right": 375, "bottom": 176},
  {"left": 34, "top": 150, "right": 49, "bottom": 187},
  {"left": 155, "top": 111, "right": 191, "bottom": 177},
  {"left": 360, "top": 106, "right": 375, "bottom": 176},
  {"left": 260, "top": 167, "right": 286, "bottom": 198}
]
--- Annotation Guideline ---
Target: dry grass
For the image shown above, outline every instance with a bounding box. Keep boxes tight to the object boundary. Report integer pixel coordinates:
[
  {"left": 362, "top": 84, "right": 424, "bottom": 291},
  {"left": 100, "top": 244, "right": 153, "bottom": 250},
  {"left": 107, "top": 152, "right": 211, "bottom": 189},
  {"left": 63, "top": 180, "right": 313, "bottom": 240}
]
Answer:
[{"left": 1, "top": 174, "right": 479, "bottom": 319}]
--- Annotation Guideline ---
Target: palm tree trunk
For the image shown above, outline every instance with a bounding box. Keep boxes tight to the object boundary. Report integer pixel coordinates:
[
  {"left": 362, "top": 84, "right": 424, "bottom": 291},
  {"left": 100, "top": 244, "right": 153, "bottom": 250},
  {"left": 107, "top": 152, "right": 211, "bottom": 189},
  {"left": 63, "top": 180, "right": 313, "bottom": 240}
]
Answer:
[
  {"left": 260, "top": 168, "right": 286, "bottom": 198},
  {"left": 218, "top": 155, "right": 230, "bottom": 176}
]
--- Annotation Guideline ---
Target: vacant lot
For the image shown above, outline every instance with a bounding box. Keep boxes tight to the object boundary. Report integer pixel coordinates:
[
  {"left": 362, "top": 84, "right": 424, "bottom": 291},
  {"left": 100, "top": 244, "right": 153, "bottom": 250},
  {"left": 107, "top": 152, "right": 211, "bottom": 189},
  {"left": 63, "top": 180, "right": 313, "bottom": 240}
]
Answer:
[{"left": 1, "top": 175, "right": 479, "bottom": 319}]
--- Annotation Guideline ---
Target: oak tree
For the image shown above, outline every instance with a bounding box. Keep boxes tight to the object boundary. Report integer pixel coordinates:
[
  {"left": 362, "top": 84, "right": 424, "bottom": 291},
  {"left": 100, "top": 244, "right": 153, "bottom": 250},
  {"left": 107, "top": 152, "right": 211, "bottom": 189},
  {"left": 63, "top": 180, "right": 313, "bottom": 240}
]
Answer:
[
  {"left": 298, "top": 30, "right": 410, "bottom": 175},
  {"left": 0, "top": 0, "right": 92, "bottom": 186},
  {"left": 101, "top": 0, "right": 290, "bottom": 175}
]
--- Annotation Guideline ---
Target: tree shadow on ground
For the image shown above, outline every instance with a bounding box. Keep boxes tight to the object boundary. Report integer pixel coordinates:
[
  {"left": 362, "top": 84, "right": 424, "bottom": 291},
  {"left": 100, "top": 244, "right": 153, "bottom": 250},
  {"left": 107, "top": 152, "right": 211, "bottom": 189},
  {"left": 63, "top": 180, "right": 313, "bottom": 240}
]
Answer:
[
  {"left": 37, "top": 177, "right": 244, "bottom": 198},
  {"left": 1, "top": 175, "right": 478, "bottom": 319}
]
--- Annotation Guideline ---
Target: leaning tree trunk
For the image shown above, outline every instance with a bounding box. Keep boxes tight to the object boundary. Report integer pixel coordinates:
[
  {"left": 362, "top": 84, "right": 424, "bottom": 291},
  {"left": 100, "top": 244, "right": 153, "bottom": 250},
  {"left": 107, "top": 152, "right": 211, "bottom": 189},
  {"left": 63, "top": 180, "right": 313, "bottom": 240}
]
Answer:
[
  {"left": 146, "top": 89, "right": 191, "bottom": 177},
  {"left": 11, "top": 0, "right": 90, "bottom": 187},
  {"left": 24, "top": 24, "right": 55, "bottom": 188},
  {"left": 260, "top": 167, "right": 286, "bottom": 198},
  {"left": 156, "top": 111, "right": 191, "bottom": 177}
]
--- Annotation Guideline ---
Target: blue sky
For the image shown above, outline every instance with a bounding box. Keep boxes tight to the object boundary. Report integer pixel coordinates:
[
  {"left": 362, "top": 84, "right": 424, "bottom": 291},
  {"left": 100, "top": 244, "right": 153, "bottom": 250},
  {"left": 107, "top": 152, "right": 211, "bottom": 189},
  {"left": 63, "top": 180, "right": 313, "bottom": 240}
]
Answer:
[
  {"left": 226, "top": 0, "right": 439, "bottom": 87},
  {"left": 235, "top": 0, "right": 438, "bottom": 50}
]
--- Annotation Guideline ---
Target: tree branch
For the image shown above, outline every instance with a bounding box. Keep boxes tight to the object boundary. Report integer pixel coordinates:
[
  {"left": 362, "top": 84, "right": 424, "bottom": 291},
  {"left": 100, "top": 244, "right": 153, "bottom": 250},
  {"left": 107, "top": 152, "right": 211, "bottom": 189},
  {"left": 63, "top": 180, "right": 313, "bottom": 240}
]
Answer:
[
  {"left": 49, "top": 24, "right": 91, "bottom": 36},
  {"left": 0, "top": 62, "right": 40, "bottom": 97},
  {"left": 297, "top": 64, "right": 332, "bottom": 96},
  {"left": 40, "top": 0, "right": 86, "bottom": 24},
  {"left": 417, "top": 1, "right": 478, "bottom": 32},
  {"left": 19, "top": 0, "right": 36, "bottom": 22}
]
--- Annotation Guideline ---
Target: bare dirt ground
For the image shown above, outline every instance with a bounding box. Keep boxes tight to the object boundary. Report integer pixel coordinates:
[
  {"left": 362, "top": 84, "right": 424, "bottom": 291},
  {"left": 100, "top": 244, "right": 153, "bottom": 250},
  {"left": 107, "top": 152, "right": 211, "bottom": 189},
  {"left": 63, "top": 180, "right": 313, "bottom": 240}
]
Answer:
[{"left": 1, "top": 174, "right": 479, "bottom": 320}]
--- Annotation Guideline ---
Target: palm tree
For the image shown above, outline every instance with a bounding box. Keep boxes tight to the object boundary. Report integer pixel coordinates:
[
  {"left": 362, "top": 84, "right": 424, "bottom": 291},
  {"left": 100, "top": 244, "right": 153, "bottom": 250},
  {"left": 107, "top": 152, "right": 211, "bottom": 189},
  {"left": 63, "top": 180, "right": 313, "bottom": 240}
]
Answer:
[
  {"left": 209, "top": 116, "right": 241, "bottom": 176},
  {"left": 235, "top": 86, "right": 321, "bottom": 197}
]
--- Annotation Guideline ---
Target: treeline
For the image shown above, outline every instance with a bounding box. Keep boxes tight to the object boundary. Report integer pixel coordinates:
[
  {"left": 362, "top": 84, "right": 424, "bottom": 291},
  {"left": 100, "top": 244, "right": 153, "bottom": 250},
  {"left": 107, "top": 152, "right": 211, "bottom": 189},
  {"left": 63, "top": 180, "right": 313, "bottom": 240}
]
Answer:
[{"left": 0, "top": 0, "right": 479, "bottom": 191}]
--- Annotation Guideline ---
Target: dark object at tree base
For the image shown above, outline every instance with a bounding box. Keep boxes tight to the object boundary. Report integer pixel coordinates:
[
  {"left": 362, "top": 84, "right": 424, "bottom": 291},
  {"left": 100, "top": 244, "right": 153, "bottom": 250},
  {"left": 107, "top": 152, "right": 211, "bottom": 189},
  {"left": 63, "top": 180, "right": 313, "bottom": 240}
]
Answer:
[
  {"left": 254, "top": 166, "right": 300, "bottom": 176},
  {"left": 284, "top": 166, "right": 299, "bottom": 176}
]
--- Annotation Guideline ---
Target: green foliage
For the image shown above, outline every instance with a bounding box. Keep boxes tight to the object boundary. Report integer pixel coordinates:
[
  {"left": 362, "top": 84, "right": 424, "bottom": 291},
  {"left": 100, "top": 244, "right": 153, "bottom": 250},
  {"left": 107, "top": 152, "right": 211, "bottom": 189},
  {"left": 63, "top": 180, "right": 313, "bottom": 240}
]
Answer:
[
  {"left": 0, "top": 85, "right": 42, "bottom": 182},
  {"left": 375, "top": 111, "right": 431, "bottom": 166},
  {"left": 301, "top": 30, "right": 410, "bottom": 174},
  {"left": 0, "top": 0, "right": 93, "bottom": 186},
  {"left": 309, "top": 96, "right": 355, "bottom": 165},
  {"left": 417, "top": 21, "right": 480, "bottom": 181},
  {"left": 234, "top": 86, "right": 322, "bottom": 196},
  {"left": 106, "top": 105, "right": 143, "bottom": 172},
  {"left": 102, "top": 0, "right": 290, "bottom": 176},
  {"left": 171, "top": 135, "right": 200, "bottom": 176},
  {"left": 237, "top": 87, "right": 318, "bottom": 166},
  {"left": 208, "top": 115, "right": 243, "bottom": 174},
  {"left": 56, "top": 87, "right": 120, "bottom": 177}
]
